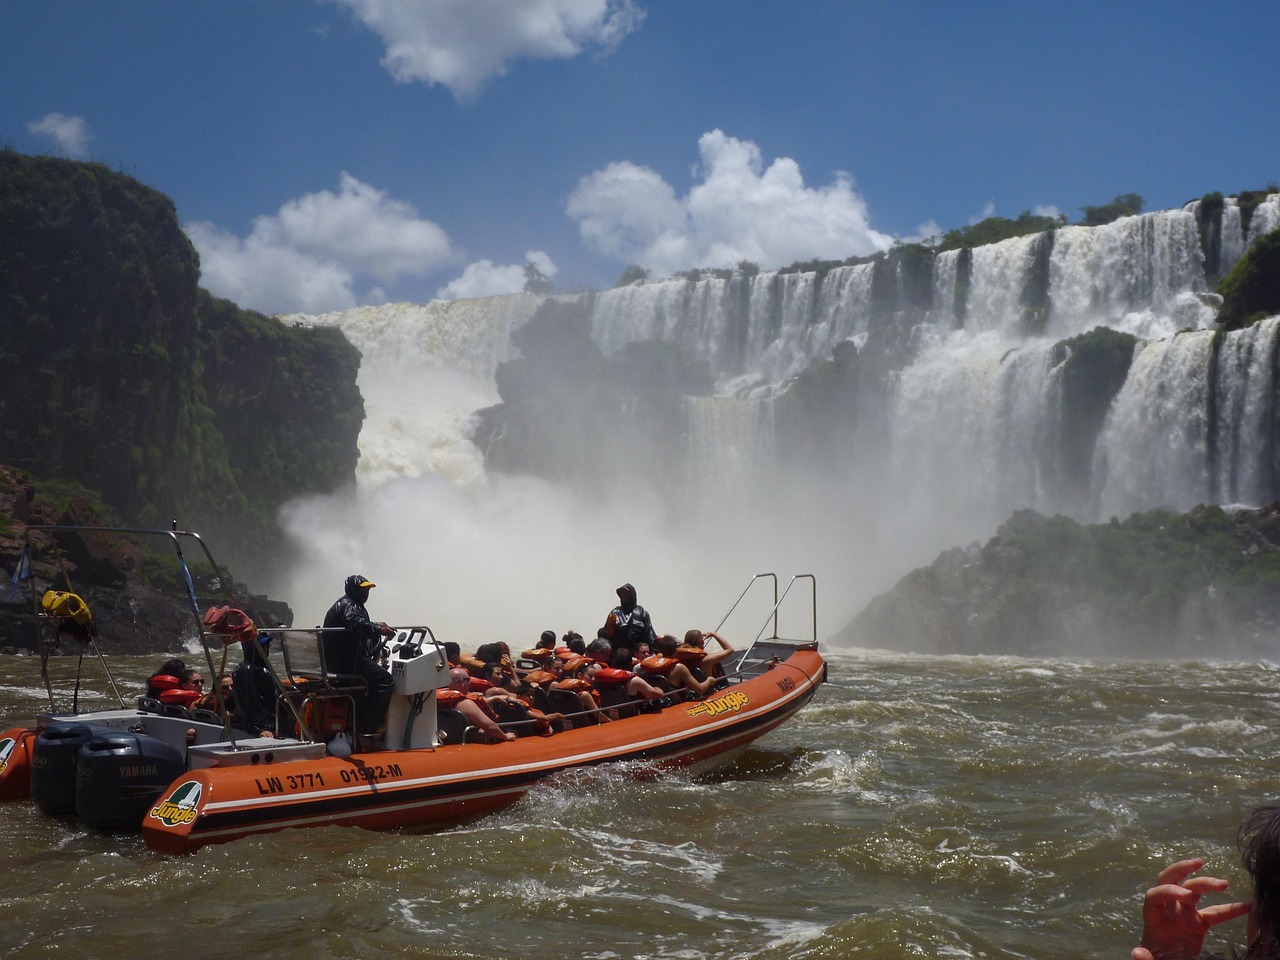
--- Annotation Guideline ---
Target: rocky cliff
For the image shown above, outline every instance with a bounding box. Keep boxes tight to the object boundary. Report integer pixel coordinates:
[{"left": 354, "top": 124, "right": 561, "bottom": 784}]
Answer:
[
  {"left": 0, "top": 150, "right": 364, "bottom": 581},
  {"left": 840, "top": 504, "right": 1280, "bottom": 659}
]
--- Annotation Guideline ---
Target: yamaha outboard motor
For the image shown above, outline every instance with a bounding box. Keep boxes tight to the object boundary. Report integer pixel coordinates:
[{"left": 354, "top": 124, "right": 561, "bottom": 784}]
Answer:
[
  {"left": 75, "top": 732, "right": 185, "bottom": 831},
  {"left": 31, "top": 722, "right": 99, "bottom": 816}
]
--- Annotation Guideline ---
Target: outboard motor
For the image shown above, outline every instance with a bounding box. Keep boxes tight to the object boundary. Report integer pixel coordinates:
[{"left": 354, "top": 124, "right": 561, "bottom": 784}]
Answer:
[
  {"left": 31, "top": 722, "right": 100, "bottom": 816},
  {"left": 75, "top": 732, "right": 185, "bottom": 831}
]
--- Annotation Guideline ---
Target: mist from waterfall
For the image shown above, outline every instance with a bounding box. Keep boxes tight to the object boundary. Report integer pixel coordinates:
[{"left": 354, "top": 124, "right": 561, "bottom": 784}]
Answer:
[{"left": 270, "top": 197, "right": 1280, "bottom": 646}]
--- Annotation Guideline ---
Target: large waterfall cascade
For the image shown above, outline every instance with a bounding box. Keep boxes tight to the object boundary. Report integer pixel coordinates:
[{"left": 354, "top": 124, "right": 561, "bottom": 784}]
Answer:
[{"left": 284, "top": 195, "right": 1280, "bottom": 633}]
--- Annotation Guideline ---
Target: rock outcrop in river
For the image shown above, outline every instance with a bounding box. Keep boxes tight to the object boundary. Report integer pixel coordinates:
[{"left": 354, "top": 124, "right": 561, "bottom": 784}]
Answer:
[{"left": 839, "top": 504, "right": 1280, "bottom": 659}]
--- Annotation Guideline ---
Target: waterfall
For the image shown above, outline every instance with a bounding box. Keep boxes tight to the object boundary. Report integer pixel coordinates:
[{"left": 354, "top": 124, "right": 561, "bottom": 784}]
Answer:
[
  {"left": 1247, "top": 194, "right": 1280, "bottom": 243},
  {"left": 283, "top": 295, "right": 542, "bottom": 490},
  {"left": 1219, "top": 199, "right": 1246, "bottom": 275},
  {"left": 929, "top": 250, "right": 961, "bottom": 329},
  {"left": 1047, "top": 210, "right": 1207, "bottom": 340},
  {"left": 1214, "top": 316, "right": 1280, "bottom": 504},
  {"left": 962, "top": 234, "right": 1044, "bottom": 338},
  {"left": 886, "top": 333, "right": 1063, "bottom": 539},
  {"left": 1095, "top": 330, "right": 1218, "bottom": 518},
  {"left": 684, "top": 396, "right": 775, "bottom": 517},
  {"left": 272, "top": 198, "right": 1280, "bottom": 640}
]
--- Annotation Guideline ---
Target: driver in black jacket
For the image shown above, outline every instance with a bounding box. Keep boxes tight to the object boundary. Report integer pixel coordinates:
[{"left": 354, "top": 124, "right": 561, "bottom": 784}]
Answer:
[{"left": 322, "top": 574, "right": 395, "bottom": 743}]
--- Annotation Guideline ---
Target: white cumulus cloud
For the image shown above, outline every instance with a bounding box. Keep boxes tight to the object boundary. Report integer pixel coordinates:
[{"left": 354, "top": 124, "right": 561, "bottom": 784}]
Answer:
[
  {"left": 436, "top": 251, "right": 557, "bottom": 300},
  {"left": 567, "top": 130, "right": 893, "bottom": 276},
  {"left": 27, "top": 113, "right": 91, "bottom": 157},
  {"left": 332, "top": 0, "right": 644, "bottom": 99},
  {"left": 186, "top": 173, "right": 457, "bottom": 315}
]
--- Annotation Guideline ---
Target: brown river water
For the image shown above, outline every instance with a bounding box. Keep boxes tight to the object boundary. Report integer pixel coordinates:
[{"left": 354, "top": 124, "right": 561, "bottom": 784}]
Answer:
[{"left": 1, "top": 649, "right": 1276, "bottom": 960}]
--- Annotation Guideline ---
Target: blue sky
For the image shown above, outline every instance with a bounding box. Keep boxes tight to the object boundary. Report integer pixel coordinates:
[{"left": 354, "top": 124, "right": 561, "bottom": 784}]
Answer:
[{"left": 3, "top": 0, "right": 1278, "bottom": 315}]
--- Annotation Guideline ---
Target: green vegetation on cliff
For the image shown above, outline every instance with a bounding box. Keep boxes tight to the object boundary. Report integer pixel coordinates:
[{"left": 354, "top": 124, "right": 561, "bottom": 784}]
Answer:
[
  {"left": 1216, "top": 228, "right": 1280, "bottom": 331},
  {"left": 0, "top": 150, "right": 363, "bottom": 573},
  {"left": 936, "top": 211, "right": 1066, "bottom": 252}
]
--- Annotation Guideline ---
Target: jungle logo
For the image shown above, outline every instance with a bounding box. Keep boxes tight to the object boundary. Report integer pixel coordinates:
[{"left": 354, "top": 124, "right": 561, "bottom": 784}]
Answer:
[
  {"left": 686, "top": 690, "right": 750, "bottom": 718},
  {"left": 149, "top": 780, "right": 202, "bottom": 826},
  {"left": 0, "top": 737, "right": 14, "bottom": 774}
]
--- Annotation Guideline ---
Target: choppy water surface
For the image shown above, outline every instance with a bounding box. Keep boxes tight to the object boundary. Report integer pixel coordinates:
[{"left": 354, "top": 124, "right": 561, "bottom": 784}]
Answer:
[{"left": 2, "top": 650, "right": 1277, "bottom": 960}]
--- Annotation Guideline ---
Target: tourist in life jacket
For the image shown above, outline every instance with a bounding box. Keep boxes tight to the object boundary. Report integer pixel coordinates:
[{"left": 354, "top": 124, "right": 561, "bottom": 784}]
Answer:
[
  {"left": 584, "top": 656, "right": 665, "bottom": 703},
  {"left": 146, "top": 658, "right": 187, "bottom": 700},
  {"left": 601, "top": 583, "right": 657, "bottom": 651},
  {"left": 521, "top": 630, "right": 559, "bottom": 665},
  {"left": 481, "top": 660, "right": 520, "bottom": 698},
  {"left": 322, "top": 574, "right": 395, "bottom": 742},
  {"left": 553, "top": 657, "right": 610, "bottom": 723},
  {"left": 194, "top": 674, "right": 236, "bottom": 717},
  {"left": 233, "top": 631, "right": 280, "bottom": 738},
  {"left": 639, "top": 635, "right": 718, "bottom": 697},
  {"left": 586, "top": 636, "right": 613, "bottom": 665},
  {"left": 157, "top": 667, "right": 205, "bottom": 709},
  {"left": 438, "top": 667, "right": 515, "bottom": 742},
  {"left": 678, "top": 629, "right": 735, "bottom": 679}
]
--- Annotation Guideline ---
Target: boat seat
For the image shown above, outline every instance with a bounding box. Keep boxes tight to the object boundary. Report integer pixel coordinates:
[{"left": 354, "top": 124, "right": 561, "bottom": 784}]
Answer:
[
  {"left": 546, "top": 688, "right": 597, "bottom": 728},
  {"left": 161, "top": 703, "right": 191, "bottom": 719},
  {"left": 190, "top": 708, "right": 222, "bottom": 725},
  {"left": 280, "top": 629, "right": 369, "bottom": 740},
  {"left": 488, "top": 697, "right": 544, "bottom": 737},
  {"left": 597, "top": 684, "right": 638, "bottom": 719},
  {"left": 137, "top": 696, "right": 163, "bottom": 715},
  {"left": 435, "top": 708, "right": 481, "bottom": 745},
  {"left": 636, "top": 672, "right": 673, "bottom": 693}
]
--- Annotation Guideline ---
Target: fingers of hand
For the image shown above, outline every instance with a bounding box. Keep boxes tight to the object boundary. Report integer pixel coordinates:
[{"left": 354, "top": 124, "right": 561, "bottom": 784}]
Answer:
[
  {"left": 1199, "top": 901, "right": 1252, "bottom": 927},
  {"left": 1156, "top": 859, "right": 1206, "bottom": 886}
]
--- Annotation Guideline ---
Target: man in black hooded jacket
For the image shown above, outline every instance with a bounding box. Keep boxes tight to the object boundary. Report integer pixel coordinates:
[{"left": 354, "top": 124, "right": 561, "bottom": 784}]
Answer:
[
  {"left": 323, "top": 574, "right": 395, "bottom": 741},
  {"left": 601, "top": 582, "right": 657, "bottom": 650}
]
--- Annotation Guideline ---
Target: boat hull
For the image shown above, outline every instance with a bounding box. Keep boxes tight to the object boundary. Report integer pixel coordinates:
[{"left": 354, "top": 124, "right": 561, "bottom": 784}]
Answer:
[{"left": 143, "top": 647, "right": 825, "bottom": 854}]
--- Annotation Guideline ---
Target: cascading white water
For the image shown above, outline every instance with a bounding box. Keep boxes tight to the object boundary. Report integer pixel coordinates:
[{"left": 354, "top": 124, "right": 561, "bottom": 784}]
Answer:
[
  {"left": 1219, "top": 199, "right": 1246, "bottom": 274},
  {"left": 928, "top": 250, "right": 961, "bottom": 329},
  {"left": 962, "top": 233, "right": 1043, "bottom": 338},
  {"left": 282, "top": 296, "right": 541, "bottom": 490},
  {"left": 886, "top": 332, "right": 1062, "bottom": 542},
  {"left": 1095, "top": 330, "right": 1218, "bottom": 518},
  {"left": 1247, "top": 194, "right": 1280, "bottom": 243},
  {"left": 684, "top": 395, "right": 776, "bottom": 518},
  {"left": 1214, "top": 316, "right": 1280, "bottom": 505},
  {"left": 1047, "top": 210, "right": 1207, "bottom": 340},
  {"left": 271, "top": 199, "right": 1279, "bottom": 641}
]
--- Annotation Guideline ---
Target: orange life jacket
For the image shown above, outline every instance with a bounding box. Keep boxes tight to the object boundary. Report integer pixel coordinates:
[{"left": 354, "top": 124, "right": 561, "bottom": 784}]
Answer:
[
  {"left": 436, "top": 688, "right": 495, "bottom": 718},
  {"left": 553, "top": 677, "right": 601, "bottom": 705},
  {"left": 639, "top": 656, "right": 677, "bottom": 676},
  {"left": 592, "top": 667, "right": 634, "bottom": 686},
  {"left": 158, "top": 688, "right": 202, "bottom": 708},
  {"left": 672, "top": 645, "right": 707, "bottom": 665}
]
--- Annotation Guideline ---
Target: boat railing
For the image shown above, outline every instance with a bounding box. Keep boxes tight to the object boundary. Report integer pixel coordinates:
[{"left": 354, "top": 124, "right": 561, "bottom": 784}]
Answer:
[{"left": 713, "top": 573, "right": 817, "bottom": 673}]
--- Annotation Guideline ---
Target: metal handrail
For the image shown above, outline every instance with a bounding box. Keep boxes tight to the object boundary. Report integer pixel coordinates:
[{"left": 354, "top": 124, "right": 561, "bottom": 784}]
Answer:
[
  {"left": 712, "top": 573, "right": 777, "bottom": 638},
  {"left": 736, "top": 573, "right": 818, "bottom": 666}
]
